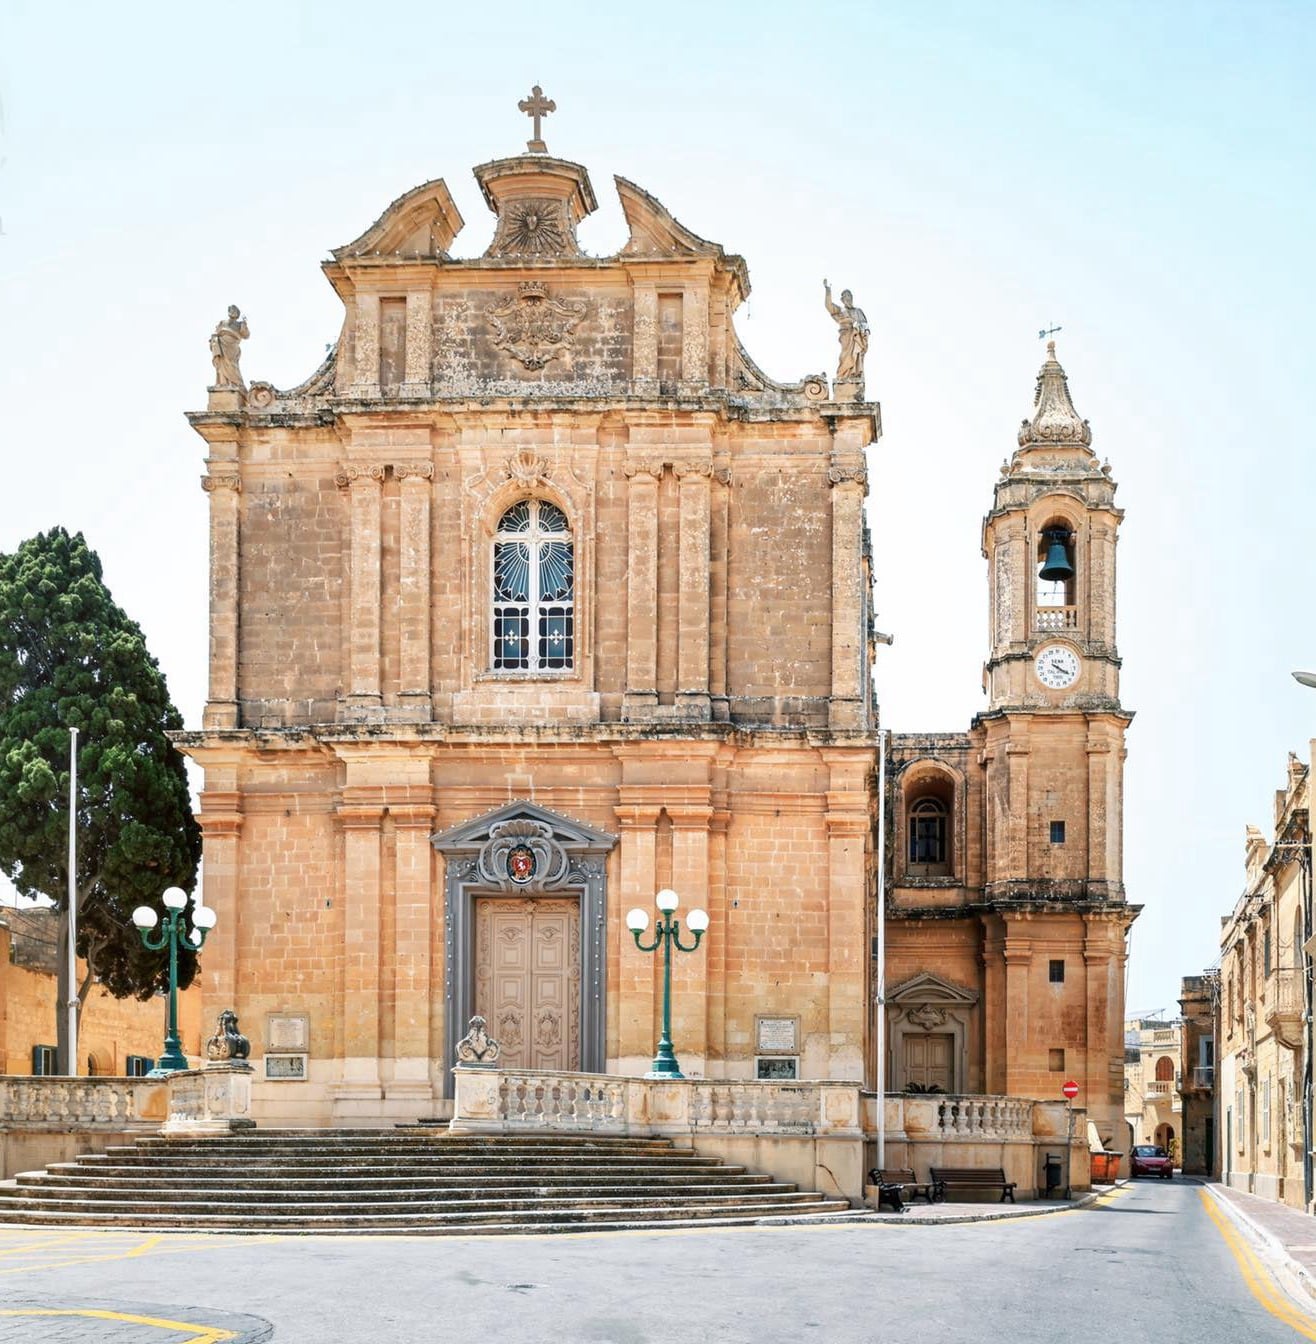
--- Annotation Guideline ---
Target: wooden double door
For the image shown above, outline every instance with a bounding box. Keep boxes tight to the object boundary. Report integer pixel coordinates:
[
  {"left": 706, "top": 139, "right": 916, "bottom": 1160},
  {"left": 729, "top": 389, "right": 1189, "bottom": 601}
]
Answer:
[
  {"left": 904, "top": 1033, "right": 954, "bottom": 1092},
  {"left": 473, "top": 896, "right": 581, "bottom": 1072}
]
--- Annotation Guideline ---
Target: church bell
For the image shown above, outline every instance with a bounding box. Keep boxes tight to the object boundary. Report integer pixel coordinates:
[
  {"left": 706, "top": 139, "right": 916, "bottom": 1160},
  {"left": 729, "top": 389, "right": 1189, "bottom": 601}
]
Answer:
[{"left": 1038, "top": 527, "right": 1075, "bottom": 583}]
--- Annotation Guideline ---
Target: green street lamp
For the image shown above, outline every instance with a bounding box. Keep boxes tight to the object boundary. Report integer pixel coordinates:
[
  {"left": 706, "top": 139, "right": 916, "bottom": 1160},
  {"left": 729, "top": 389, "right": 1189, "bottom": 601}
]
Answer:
[
  {"left": 626, "top": 888, "right": 709, "bottom": 1079},
  {"left": 131, "top": 886, "right": 216, "bottom": 1077}
]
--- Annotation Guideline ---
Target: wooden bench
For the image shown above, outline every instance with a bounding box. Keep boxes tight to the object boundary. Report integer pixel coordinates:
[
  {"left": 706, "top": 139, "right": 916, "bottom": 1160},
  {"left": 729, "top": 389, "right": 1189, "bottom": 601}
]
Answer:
[
  {"left": 868, "top": 1166, "right": 943, "bottom": 1209},
  {"left": 929, "top": 1165, "right": 1016, "bottom": 1203}
]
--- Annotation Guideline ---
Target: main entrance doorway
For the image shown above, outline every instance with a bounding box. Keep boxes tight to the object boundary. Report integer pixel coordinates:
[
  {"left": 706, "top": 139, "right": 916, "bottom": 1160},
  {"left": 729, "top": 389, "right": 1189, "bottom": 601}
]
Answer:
[
  {"left": 474, "top": 896, "right": 581, "bottom": 1072},
  {"left": 904, "top": 1033, "right": 954, "bottom": 1091}
]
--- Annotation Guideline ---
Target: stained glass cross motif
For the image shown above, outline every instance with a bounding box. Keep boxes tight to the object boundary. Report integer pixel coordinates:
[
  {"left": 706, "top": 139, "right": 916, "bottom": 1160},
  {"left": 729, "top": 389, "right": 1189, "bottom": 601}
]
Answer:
[
  {"left": 518, "top": 85, "right": 556, "bottom": 154},
  {"left": 493, "top": 499, "right": 573, "bottom": 671}
]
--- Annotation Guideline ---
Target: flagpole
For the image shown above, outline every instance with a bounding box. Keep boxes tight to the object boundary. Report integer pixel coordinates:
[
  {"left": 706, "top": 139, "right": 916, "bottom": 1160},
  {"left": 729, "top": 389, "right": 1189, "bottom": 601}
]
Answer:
[{"left": 67, "top": 726, "right": 78, "bottom": 1076}]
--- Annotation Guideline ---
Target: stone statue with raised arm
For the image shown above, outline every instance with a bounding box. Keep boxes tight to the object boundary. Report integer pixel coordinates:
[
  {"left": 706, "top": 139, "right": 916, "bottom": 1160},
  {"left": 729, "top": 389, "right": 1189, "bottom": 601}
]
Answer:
[
  {"left": 823, "top": 280, "right": 869, "bottom": 386},
  {"left": 209, "top": 305, "right": 249, "bottom": 389}
]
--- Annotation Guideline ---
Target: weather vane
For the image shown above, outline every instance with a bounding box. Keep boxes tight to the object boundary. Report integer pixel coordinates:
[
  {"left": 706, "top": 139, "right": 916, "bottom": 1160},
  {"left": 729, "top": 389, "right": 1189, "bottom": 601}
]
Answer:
[{"left": 1038, "top": 323, "right": 1062, "bottom": 341}]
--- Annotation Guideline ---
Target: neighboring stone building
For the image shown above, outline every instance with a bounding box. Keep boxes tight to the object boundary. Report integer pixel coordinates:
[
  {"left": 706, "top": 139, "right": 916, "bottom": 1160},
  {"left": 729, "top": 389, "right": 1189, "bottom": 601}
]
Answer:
[
  {"left": 176, "top": 102, "right": 1134, "bottom": 1139},
  {"left": 0, "top": 907, "right": 199, "bottom": 1076},
  {"left": 1123, "top": 1016, "right": 1182, "bottom": 1155},
  {"left": 1178, "top": 973, "right": 1217, "bottom": 1177},
  {"left": 1218, "top": 751, "right": 1312, "bottom": 1210},
  {"left": 883, "top": 346, "right": 1136, "bottom": 1149}
]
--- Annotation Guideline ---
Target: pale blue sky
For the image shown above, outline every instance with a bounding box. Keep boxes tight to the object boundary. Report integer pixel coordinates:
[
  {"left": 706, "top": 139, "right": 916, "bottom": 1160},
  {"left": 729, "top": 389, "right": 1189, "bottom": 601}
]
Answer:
[{"left": 1, "top": 1, "right": 1314, "bottom": 1015}]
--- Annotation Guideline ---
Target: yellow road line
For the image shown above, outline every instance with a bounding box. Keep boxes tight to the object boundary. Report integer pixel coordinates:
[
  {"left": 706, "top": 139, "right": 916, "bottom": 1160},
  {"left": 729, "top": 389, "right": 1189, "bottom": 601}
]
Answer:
[
  {"left": 0, "top": 1306, "right": 236, "bottom": 1343},
  {"left": 1201, "top": 1188, "right": 1316, "bottom": 1340}
]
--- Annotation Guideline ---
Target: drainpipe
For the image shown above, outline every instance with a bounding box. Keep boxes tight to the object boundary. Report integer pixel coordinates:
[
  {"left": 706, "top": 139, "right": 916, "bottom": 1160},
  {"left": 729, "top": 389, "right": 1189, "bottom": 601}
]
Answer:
[
  {"left": 875, "top": 729, "right": 888, "bottom": 1170},
  {"left": 1301, "top": 838, "right": 1312, "bottom": 1211}
]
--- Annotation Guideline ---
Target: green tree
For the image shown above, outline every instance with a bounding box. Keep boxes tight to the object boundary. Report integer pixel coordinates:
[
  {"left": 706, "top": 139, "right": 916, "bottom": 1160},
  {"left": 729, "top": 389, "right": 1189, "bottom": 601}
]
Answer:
[{"left": 0, "top": 527, "right": 201, "bottom": 1073}]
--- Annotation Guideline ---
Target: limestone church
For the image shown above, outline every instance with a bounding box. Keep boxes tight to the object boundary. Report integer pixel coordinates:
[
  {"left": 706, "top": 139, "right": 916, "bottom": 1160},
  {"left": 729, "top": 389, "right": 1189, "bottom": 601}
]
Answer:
[{"left": 179, "top": 99, "right": 1134, "bottom": 1143}]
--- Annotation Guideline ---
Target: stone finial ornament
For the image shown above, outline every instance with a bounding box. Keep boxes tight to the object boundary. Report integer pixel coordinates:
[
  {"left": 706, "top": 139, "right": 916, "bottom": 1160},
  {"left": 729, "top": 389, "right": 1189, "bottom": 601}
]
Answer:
[
  {"left": 1017, "top": 340, "right": 1092, "bottom": 448},
  {"left": 518, "top": 84, "right": 556, "bottom": 154},
  {"left": 205, "top": 1008, "right": 251, "bottom": 1062},
  {"left": 209, "top": 305, "right": 249, "bottom": 389},
  {"left": 455, "top": 1014, "right": 501, "bottom": 1065},
  {"left": 823, "top": 280, "right": 869, "bottom": 387}
]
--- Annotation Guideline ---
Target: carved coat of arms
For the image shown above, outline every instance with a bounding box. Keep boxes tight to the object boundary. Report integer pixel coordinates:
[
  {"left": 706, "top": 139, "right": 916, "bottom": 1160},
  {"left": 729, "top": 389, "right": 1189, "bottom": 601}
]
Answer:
[{"left": 487, "top": 281, "right": 587, "bottom": 371}]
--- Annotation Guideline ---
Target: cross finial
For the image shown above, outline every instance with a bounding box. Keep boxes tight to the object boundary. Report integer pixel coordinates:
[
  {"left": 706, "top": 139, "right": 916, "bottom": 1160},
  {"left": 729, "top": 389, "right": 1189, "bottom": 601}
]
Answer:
[{"left": 518, "top": 84, "right": 556, "bottom": 155}]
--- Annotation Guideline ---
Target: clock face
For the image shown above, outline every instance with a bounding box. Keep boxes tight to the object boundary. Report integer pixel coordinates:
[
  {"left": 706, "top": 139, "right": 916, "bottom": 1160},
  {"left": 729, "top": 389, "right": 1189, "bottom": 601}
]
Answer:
[{"left": 1035, "top": 645, "right": 1080, "bottom": 690}]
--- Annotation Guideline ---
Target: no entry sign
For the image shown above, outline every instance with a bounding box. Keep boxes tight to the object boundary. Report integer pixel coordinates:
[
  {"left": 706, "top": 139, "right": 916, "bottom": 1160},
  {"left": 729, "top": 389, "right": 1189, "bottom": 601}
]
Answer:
[{"left": 1062, "top": 1079, "right": 1080, "bottom": 1101}]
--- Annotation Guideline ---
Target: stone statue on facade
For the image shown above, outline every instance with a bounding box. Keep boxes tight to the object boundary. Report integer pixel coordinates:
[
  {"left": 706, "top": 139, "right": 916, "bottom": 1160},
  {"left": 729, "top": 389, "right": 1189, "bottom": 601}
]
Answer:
[
  {"left": 823, "top": 280, "right": 868, "bottom": 386},
  {"left": 455, "top": 1014, "right": 501, "bottom": 1065},
  {"left": 209, "top": 305, "right": 249, "bottom": 389},
  {"left": 205, "top": 1008, "right": 251, "bottom": 1062}
]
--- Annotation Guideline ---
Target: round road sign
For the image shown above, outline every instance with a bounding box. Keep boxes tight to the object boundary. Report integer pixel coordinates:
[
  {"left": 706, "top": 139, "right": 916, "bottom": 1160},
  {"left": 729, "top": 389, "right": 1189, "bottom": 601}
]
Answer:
[{"left": 1062, "top": 1079, "right": 1080, "bottom": 1101}]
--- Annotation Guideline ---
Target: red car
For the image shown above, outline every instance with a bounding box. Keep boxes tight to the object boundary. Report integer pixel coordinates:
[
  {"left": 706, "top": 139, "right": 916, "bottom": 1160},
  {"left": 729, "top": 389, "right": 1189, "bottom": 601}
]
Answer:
[{"left": 1130, "top": 1144, "right": 1174, "bottom": 1178}]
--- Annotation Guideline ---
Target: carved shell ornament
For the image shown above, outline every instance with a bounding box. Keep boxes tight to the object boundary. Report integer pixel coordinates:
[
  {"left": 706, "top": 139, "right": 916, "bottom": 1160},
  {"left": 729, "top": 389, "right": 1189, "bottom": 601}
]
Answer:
[
  {"left": 486, "top": 281, "right": 588, "bottom": 371},
  {"left": 476, "top": 817, "right": 570, "bottom": 891}
]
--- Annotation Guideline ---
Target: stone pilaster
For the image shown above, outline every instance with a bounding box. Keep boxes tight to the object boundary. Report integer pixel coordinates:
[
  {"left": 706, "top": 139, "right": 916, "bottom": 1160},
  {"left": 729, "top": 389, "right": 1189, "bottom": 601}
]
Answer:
[
  {"left": 828, "top": 465, "right": 867, "bottom": 729},
  {"left": 679, "top": 285, "right": 708, "bottom": 396},
  {"left": 396, "top": 463, "right": 434, "bottom": 719},
  {"left": 196, "top": 790, "right": 243, "bottom": 1023},
  {"left": 387, "top": 801, "right": 436, "bottom": 1103},
  {"left": 676, "top": 460, "right": 711, "bottom": 719},
  {"left": 402, "top": 292, "right": 432, "bottom": 397},
  {"left": 337, "top": 464, "right": 386, "bottom": 717},
  {"left": 201, "top": 471, "right": 241, "bottom": 730},
  {"left": 669, "top": 805, "right": 712, "bottom": 1069},
  {"left": 615, "top": 804, "right": 660, "bottom": 1071},
  {"left": 351, "top": 293, "right": 381, "bottom": 397},
  {"left": 1005, "top": 735, "right": 1031, "bottom": 878},
  {"left": 623, "top": 463, "right": 660, "bottom": 719},
  {"left": 708, "top": 469, "right": 730, "bottom": 722},
  {"left": 1002, "top": 917, "right": 1032, "bottom": 1096},
  {"left": 823, "top": 751, "right": 870, "bottom": 1080},
  {"left": 631, "top": 285, "right": 658, "bottom": 391},
  {"left": 337, "top": 803, "right": 383, "bottom": 1098}
]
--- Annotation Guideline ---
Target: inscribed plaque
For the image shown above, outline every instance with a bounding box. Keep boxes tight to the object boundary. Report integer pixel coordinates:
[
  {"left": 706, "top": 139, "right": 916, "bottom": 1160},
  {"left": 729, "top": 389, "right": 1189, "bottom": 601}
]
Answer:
[{"left": 756, "top": 1016, "right": 798, "bottom": 1053}]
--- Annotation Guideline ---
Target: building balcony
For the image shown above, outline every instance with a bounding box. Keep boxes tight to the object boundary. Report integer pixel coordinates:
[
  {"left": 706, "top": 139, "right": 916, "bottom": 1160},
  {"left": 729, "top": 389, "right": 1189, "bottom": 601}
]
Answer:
[
  {"left": 1181, "top": 1066, "right": 1214, "bottom": 1093},
  {"left": 1265, "top": 967, "right": 1306, "bottom": 1051},
  {"left": 1147, "top": 1079, "right": 1178, "bottom": 1096},
  {"left": 1036, "top": 606, "right": 1078, "bottom": 633}
]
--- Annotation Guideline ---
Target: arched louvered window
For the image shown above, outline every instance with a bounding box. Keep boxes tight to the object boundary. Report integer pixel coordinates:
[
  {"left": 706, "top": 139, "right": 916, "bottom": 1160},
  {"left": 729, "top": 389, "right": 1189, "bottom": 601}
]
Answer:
[
  {"left": 492, "top": 500, "right": 574, "bottom": 672},
  {"left": 908, "top": 797, "right": 948, "bottom": 867}
]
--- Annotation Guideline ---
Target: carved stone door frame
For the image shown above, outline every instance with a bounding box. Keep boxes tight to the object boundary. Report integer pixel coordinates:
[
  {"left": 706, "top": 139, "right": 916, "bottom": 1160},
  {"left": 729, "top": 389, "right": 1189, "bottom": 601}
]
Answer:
[
  {"left": 432, "top": 801, "right": 616, "bottom": 1097},
  {"left": 886, "top": 971, "right": 979, "bottom": 1095}
]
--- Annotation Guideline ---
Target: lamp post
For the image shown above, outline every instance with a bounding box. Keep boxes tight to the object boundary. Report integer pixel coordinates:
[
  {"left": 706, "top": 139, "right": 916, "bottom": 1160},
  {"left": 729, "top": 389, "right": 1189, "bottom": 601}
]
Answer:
[
  {"left": 131, "top": 887, "right": 216, "bottom": 1077},
  {"left": 626, "top": 888, "right": 709, "bottom": 1079},
  {"left": 1290, "top": 670, "right": 1316, "bottom": 1210}
]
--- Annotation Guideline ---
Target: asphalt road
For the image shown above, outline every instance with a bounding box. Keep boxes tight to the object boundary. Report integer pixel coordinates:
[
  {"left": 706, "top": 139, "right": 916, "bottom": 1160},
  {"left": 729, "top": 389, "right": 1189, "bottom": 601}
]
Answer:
[{"left": 1, "top": 1180, "right": 1313, "bottom": 1343}]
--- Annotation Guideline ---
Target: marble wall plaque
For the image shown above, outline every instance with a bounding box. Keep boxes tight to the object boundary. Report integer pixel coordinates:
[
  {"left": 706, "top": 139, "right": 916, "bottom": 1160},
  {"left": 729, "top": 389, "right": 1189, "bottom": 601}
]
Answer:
[
  {"left": 755, "top": 1056, "right": 799, "bottom": 1080},
  {"left": 756, "top": 1015, "right": 798, "bottom": 1054},
  {"left": 267, "top": 1014, "right": 308, "bottom": 1051},
  {"left": 265, "top": 1054, "right": 307, "bottom": 1081}
]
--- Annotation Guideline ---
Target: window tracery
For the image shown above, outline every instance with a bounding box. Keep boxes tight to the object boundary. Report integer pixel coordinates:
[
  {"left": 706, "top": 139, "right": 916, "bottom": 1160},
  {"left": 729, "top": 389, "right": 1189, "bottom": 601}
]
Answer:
[{"left": 492, "top": 499, "right": 574, "bottom": 672}]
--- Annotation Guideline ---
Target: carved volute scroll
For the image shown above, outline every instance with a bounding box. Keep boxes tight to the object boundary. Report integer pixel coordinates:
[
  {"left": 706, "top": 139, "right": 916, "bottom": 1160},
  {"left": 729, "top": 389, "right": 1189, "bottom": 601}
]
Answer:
[
  {"left": 476, "top": 818, "right": 570, "bottom": 892},
  {"left": 486, "top": 282, "right": 588, "bottom": 371}
]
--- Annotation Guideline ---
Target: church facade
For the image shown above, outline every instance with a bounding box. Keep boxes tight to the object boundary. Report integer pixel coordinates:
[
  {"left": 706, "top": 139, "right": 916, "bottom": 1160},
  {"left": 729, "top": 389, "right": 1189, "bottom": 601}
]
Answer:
[{"left": 179, "top": 108, "right": 1133, "bottom": 1138}]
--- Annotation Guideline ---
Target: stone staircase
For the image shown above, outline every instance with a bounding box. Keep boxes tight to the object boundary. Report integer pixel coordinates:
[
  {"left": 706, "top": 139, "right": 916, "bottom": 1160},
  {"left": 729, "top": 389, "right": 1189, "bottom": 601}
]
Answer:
[{"left": 0, "top": 1130, "right": 856, "bottom": 1234}]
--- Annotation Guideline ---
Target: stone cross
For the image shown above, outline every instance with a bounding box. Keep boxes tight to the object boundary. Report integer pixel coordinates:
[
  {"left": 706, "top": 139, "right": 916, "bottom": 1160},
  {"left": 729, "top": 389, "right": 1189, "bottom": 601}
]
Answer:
[{"left": 518, "top": 84, "right": 556, "bottom": 154}]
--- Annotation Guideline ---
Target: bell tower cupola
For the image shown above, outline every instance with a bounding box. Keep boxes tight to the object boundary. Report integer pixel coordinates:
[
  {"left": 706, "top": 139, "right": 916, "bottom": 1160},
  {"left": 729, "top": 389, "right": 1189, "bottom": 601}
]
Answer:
[{"left": 981, "top": 342, "right": 1124, "bottom": 711}]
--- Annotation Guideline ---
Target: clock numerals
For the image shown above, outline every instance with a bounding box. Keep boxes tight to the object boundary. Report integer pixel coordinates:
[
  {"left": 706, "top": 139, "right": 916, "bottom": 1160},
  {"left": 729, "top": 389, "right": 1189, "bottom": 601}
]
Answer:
[{"left": 1035, "top": 645, "right": 1080, "bottom": 689}]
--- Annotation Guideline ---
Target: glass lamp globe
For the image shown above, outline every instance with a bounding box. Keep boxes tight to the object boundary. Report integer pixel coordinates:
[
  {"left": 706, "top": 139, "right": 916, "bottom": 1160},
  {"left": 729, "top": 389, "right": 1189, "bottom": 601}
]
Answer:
[
  {"left": 193, "top": 906, "right": 218, "bottom": 931},
  {"left": 655, "top": 888, "right": 679, "bottom": 913},
  {"left": 686, "top": 908, "right": 710, "bottom": 932},
  {"left": 131, "top": 905, "right": 158, "bottom": 930},
  {"left": 626, "top": 907, "right": 650, "bottom": 932},
  {"left": 161, "top": 886, "right": 188, "bottom": 911}
]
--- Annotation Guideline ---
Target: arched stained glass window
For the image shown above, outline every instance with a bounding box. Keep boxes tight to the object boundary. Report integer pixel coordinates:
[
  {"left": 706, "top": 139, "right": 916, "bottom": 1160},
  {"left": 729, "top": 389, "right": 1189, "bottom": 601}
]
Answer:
[{"left": 492, "top": 499, "right": 574, "bottom": 672}]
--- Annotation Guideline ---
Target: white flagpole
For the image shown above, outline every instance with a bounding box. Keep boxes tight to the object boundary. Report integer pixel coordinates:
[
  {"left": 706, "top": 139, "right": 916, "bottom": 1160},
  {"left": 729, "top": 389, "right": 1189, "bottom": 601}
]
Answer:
[
  {"left": 67, "top": 726, "right": 78, "bottom": 1076},
  {"left": 875, "top": 726, "right": 887, "bottom": 1168}
]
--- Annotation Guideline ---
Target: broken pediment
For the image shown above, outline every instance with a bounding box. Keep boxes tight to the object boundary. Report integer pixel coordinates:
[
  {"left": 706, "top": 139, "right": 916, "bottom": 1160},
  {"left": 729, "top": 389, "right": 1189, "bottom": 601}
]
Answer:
[
  {"left": 331, "top": 178, "right": 465, "bottom": 261},
  {"left": 615, "top": 176, "right": 749, "bottom": 305},
  {"left": 431, "top": 799, "right": 617, "bottom": 854},
  {"left": 888, "top": 971, "right": 980, "bottom": 1007}
]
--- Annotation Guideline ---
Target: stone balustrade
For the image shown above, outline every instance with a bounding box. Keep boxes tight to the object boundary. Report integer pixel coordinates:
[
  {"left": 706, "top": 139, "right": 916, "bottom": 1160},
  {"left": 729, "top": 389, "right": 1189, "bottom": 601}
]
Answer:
[
  {"left": 0, "top": 1076, "right": 166, "bottom": 1129},
  {"left": 452, "top": 1068, "right": 862, "bottom": 1139}
]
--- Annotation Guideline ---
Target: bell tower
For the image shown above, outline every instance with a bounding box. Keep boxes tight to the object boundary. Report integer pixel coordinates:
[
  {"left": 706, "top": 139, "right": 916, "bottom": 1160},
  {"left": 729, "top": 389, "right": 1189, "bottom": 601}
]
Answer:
[
  {"left": 977, "top": 341, "right": 1130, "bottom": 904},
  {"left": 982, "top": 342, "right": 1123, "bottom": 713}
]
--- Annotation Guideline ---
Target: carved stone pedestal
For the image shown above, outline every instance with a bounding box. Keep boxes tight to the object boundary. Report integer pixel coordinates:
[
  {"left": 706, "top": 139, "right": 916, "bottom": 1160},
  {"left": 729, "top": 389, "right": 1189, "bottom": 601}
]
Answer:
[
  {"left": 831, "top": 379, "right": 864, "bottom": 402},
  {"left": 161, "top": 1063, "right": 255, "bottom": 1136}
]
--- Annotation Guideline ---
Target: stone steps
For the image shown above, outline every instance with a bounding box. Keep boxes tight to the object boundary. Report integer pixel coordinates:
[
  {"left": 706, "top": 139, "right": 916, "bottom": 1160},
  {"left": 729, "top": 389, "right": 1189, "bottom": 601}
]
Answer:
[{"left": 0, "top": 1131, "right": 853, "bottom": 1234}]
